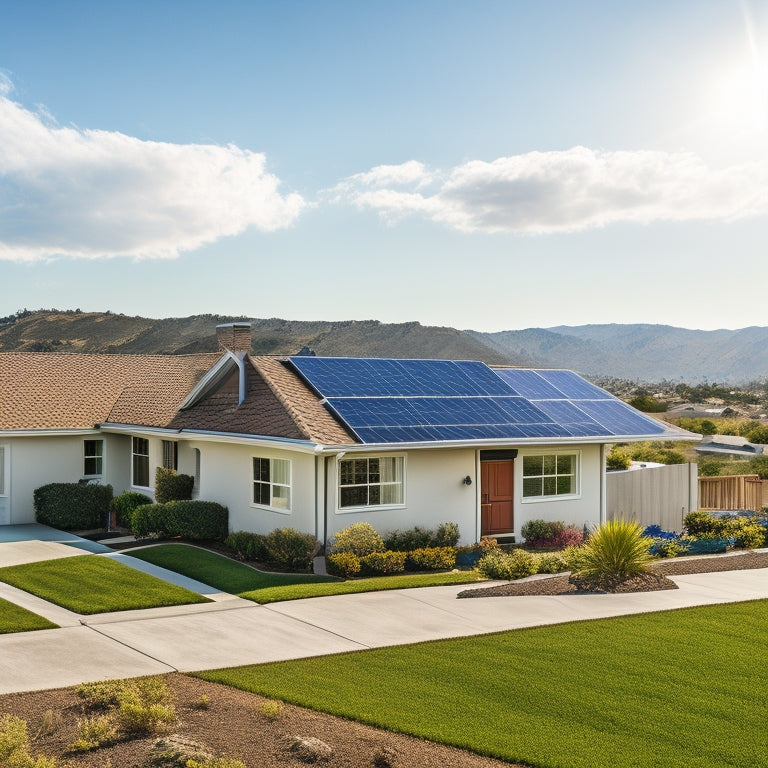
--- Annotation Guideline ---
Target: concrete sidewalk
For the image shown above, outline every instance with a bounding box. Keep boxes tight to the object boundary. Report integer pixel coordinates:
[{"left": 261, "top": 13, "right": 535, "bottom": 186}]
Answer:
[{"left": 1, "top": 565, "right": 767, "bottom": 695}]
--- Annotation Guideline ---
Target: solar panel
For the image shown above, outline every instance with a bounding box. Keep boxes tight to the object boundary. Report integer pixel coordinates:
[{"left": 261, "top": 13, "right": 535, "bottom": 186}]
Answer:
[
  {"left": 493, "top": 369, "right": 567, "bottom": 399},
  {"left": 535, "top": 369, "right": 614, "bottom": 400},
  {"left": 288, "top": 356, "right": 672, "bottom": 444}
]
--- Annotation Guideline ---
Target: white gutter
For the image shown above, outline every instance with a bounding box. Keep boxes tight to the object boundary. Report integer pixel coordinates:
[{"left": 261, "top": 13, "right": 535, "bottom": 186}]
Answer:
[{"left": 0, "top": 428, "right": 102, "bottom": 437}]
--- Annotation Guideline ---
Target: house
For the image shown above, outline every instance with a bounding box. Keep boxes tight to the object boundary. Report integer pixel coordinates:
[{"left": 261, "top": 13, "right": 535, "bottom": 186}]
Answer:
[
  {"left": 0, "top": 323, "right": 698, "bottom": 545},
  {"left": 695, "top": 434, "right": 764, "bottom": 458}
]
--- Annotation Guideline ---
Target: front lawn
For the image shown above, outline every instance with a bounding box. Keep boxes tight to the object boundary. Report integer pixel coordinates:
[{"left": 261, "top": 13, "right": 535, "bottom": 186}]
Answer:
[
  {"left": 0, "top": 556, "right": 210, "bottom": 614},
  {"left": 198, "top": 599, "right": 768, "bottom": 768},
  {"left": 0, "top": 597, "right": 58, "bottom": 633},
  {"left": 127, "top": 544, "right": 484, "bottom": 603}
]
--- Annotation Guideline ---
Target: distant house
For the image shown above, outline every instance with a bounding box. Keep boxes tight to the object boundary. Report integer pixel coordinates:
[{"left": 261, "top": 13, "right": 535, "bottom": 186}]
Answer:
[
  {"left": 0, "top": 323, "right": 698, "bottom": 545},
  {"left": 695, "top": 434, "right": 764, "bottom": 458},
  {"left": 666, "top": 403, "right": 736, "bottom": 419}
]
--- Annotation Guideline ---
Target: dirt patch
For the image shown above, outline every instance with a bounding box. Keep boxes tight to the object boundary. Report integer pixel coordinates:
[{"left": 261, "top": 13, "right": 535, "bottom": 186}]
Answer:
[
  {"left": 458, "top": 550, "right": 768, "bottom": 599},
  {"left": 0, "top": 674, "right": 518, "bottom": 768}
]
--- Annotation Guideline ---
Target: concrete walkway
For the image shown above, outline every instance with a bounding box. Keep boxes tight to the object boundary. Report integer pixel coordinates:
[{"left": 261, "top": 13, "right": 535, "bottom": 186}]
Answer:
[{"left": 2, "top": 527, "right": 767, "bottom": 695}]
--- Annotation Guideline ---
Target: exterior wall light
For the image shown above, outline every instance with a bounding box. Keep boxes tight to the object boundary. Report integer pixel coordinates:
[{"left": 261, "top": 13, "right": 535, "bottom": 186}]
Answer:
[{"left": 462, "top": 475, "right": 472, "bottom": 485}]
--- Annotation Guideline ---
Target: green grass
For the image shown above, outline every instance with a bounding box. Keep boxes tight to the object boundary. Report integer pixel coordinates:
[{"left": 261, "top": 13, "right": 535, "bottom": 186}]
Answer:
[
  {"left": 0, "top": 556, "right": 210, "bottom": 614},
  {"left": 197, "top": 600, "right": 768, "bottom": 768},
  {"left": 126, "top": 544, "right": 483, "bottom": 603},
  {"left": 0, "top": 596, "right": 58, "bottom": 633}
]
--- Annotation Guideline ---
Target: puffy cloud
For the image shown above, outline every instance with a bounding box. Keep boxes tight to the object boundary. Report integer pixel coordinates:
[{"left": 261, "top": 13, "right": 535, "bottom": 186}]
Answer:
[
  {"left": 333, "top": 148, "right": 766, "bottom": 234},
  {"left": 0, "top": 91, "right": 305, "bottom": 261}
]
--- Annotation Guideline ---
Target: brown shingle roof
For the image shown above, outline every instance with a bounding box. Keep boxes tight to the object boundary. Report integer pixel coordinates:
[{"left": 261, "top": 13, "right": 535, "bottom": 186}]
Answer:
[
  {"left": 0, "top": 352, "right": 357, "bottom": 444},
  {"left": 0, "top": 352, "right": 219, "bottom": 429}
]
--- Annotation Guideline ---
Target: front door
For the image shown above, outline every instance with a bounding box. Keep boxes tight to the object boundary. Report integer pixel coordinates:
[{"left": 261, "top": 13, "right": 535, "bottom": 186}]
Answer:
[{"left": 481, "top": 460, "right": 514, "bottom": 536}]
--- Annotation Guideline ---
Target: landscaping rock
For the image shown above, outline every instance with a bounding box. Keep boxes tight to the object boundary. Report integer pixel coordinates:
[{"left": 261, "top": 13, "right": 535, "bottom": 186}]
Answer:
[
  {"left": 151, "top": 734, "right": 214, "bottom": 766},
  {"left": 285, "top": 735, "right": 334, "bottom": 763},
  {"left": 373, "top": 745, "right": 399, "bottom": 767}
]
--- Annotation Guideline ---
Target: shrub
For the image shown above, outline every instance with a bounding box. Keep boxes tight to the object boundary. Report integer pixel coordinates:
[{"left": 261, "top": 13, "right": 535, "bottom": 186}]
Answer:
[
  {"left": 225, "top": 531, "right": 268, "bottom": 562},
  {"left": 384, "top": 522, "right": 461, "bottom": 551},
  {"left": 684, "top": 511, "right": 728, "bottom": 537},
  {"left": 476, "top": 548, "right": 538, "bottom": 580},
  {"left": 454, "top": 544, "right": 484, "bottom": 567},
  {"left": 34, "top": 482, "right": 113, "bottom": 530},
  {"left": 154, "top": 467, "right": 195, "bottom": 504},
  {"left": 263, "top": 528, "right": 317, "bottom": 571},
  {"left": 521, "top": 519, "right": 583, "bottom": 549},
  {"left": 650, "top": 539, "right": 690, "bottom": 558},
  {"left": 521, "top": 519, "right": 556, "bottom": 543},
  {"left": 536, "top": 552, "right": 568, "bottom": 573},
  {"left": 132, "top": 501, "right": 228, "bottom": 541},
  {"left": 326, "top": 551, "right": 361, "bottom": 578},
  {"left": 733, "top": 521, "right": 767, "bottom": 549},
  {"left": 573, "top": 519, "right": 653, "bottom": 587},
  {"left": 606, "top": 449, "right": 631, "bottom": 471},
  {"left": 68, "top": 715, "right": 116, "bottom": 752},
  {"left": 405, "top": 546, "right": 457, "bottom": 571},
  {"left": 628, "top": 395, "right": 667, "bottom": 412},
  {"left": 697, "top": 458, "right": 723, "bottom": 476},
  {"left": 0, "top": 713, "right": 63, "bottom": 767},
  {"left": 749, "top": 455, "right": 768, "bottom": 478},
  {"left": 552, "top": 525, "right": 584, "bottom": 549},
  {"left": 331, "top": 522, "right": 384, "bottom": 557},
  {"left": 360, "top": 550, "right": 407, "bottom": 575},
  {"left": 110, "top": 491, "right": 152, "bottom": 528}
]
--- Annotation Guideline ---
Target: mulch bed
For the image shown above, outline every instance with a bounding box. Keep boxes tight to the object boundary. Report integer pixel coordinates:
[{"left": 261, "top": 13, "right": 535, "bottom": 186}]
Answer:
[
  {"left": 458, "top": 550, "right": 768, "bottom": 599},
  {"left": 0, "top": 674, "right": 518, "bottom": 768}
]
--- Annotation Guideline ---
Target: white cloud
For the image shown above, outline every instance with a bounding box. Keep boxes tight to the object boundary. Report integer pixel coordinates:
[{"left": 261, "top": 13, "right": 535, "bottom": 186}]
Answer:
[
  {"left": 0, "top": 92, "right": 306, "bottom": 261},
  {"left": 333, "top": 148, "right": 767, "bottom": 234}
]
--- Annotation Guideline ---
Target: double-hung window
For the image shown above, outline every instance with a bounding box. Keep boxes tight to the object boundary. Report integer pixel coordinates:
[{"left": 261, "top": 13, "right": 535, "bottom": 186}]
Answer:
[
  {"left": 132, "top": 437, "right": 150, "bottom": 488},
  {"left": 338, "top": 456, "right": 404, "bottom": 509},
  {"left": 253, "top": 457, "right": 291, "bottom": 511},
  {"left": 522, "top": 452, "right": 578, "bottom": 499},
  {"left": 83, "top": 439, "right": 104, "bottom": 477},
  {"left": 162, "top": 440, "right": 178, "bottom": 471}
]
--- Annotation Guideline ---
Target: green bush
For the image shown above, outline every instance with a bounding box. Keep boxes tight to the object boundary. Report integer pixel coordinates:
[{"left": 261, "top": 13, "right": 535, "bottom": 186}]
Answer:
[
  {"left": 225, "top": 531, "right": 268, "bottom": 562},
  {"left": 476, "top": 548, "right": 538, "bottom": 580},
  {"left": 68, "top": 715, "right": 116, "bottom": 752},
  {"left": 405, "top": 546, "right": 457, "bottom": 571},
  {"left": 360, "top": 550, "right": 407, "bottom": 575},
  {"left": 628, "top": 395, "right": 667, "bottom": 413},
  {"left": 331, "top": 522, "right": 384, "bottom": 557},
  {"left": 34, "top": 482, "right": 113, "bottom": 531},
  {"left": 536, "top": 552, "right": 568, "bottom": 573},
  {"left": 748, "top": 455, "right": 768, "bottom": 478},
  {"left": 383, "top": 522, "right": 460, "bottom": 551},
  {"left": 733, "top": 522, "right": 766, "bottom": 549},
  {"left": 326, "top": 551, "right": 361, "bottom": 578},
  {"left": 573, "top": 520, "right": 653, "bottom": 587},
  {"left": 697, "top": 458, "right": 723, "bottom": 476},
  {"left": 652, "top": 539, "right": 689, "bottom": 558},
  {"left": 263, "top": 528, "right": 318, "bottom": 571},
  {"left": 606, "top": 449, "right": 631, "bottom": 471},
  {"left": 0, "top": 713, "right": 63, "bottom": 767},
  {"left": 684, "top": 511, "right": 728, "bottom": 537},
  {"left": 154, "top": 467, "right": 195, "bottom": 504},
  {"left": 110, "top": 491, "right": 152, "bottom": 528},
  {"left": 131, "top": 501, "right": 228, "bottom": 541},
  {"left": 520, "top": 519, "right": 556, "bottom": 543}
]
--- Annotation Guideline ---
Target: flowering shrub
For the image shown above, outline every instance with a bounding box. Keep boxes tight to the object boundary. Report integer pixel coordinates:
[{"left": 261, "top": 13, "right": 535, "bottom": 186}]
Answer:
[
  {"left": 326, "top": 552, "right": 361, "bottom": 578},
  {"left": 521, "top": 519, "right": 583, "bottom": 549}
]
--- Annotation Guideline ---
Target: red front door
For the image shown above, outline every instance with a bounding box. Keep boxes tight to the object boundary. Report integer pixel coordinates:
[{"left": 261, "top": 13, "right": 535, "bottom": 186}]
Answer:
[{"left": 481, "top": 460, "right": 514, "bottom": 535}]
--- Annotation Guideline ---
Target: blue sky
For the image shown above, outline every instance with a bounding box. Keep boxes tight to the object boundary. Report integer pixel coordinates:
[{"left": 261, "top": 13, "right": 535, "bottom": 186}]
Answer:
[{"left": 1, "top": 1, "right": 767, "bottom": 332}]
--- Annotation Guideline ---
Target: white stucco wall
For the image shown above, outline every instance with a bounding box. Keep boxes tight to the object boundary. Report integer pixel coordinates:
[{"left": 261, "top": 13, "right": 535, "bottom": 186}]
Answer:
[
  {"left": 324, "top": 448, "right": 480, "bottom": 546},
  {"left": 186, "top": 439, "right": 318, "bottom": 537}
]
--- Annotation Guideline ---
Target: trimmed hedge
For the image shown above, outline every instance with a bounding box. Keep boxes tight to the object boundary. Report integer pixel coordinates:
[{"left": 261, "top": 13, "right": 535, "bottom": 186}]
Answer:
[
  {"left": 360, "top": 550, "right": 407, "bottom": 575},
  {"left": 34, "top": 482, "right": 113, "bottom": 530},
  {"left": 383, "top": 522, "right": 460, "bottom": 551},
  {"left": 132, "top": 500, "right": 228, "bottom": 541},
  {"left": 110, "top": 491, "right": 152, "bottom": 529},
  {"left": 224, "top": 528, "right": 317, "bottom": 571},
  {"left": 225, "top": 531, "right": 268, "bottom": 562},
  {"left": 331, "top": 523, "right": 384, "bottom": 557},
  {"left": 154, "top": 467, "right": 194, "bottom": 504},
  {"left": 326, "top": 551, "right": 362, "bottom": 578}
]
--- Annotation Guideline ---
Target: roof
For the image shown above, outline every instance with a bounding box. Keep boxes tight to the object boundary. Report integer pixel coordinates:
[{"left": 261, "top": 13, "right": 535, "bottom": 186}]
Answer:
[{"left": 0, "top": 352, "right": 219, "bottom": 430}]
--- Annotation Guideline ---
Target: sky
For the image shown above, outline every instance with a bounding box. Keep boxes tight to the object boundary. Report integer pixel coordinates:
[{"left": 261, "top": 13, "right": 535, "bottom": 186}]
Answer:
[{"left": 1, "top": 0, "right": 768, "bottom": 332}]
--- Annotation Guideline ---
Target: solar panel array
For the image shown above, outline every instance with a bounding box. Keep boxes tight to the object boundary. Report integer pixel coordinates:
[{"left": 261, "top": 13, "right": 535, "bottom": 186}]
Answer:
[{"left": 289, "top": 357, "right": 671, "bottom": 444}]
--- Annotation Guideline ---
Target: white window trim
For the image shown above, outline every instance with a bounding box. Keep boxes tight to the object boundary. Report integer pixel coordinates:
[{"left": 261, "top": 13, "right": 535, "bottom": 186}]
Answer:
[
  {"left": 520, "top": 449, "right": 581, "bottom": 503},
  {"left": 251, "top": 456, "right": 292, "bottom": 515},
  {"left": 336, "top": 454, "right": 407, "bottom": 513},
  {"left": 83, "top": 438, "right": 105, "bottom": 478},
  {"left": 131, "top": 436, "right": 151, "bottom": 490}
]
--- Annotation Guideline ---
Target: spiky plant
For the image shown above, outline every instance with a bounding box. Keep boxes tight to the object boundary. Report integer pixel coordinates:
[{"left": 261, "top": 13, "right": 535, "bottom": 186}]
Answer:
[{"left": 574, "top": 519, "right": 653, "bottom": 587}]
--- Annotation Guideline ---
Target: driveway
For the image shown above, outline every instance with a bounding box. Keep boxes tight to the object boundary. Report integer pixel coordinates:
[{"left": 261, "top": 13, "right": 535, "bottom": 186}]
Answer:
[{"left": 2, "top": 525, "right": 768, "bottom": 695}]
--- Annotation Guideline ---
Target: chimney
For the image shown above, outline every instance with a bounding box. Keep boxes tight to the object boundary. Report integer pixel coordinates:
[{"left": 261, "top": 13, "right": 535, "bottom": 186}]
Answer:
[{"left": 216, "top": 322, "right": 252, "bottom": 355}]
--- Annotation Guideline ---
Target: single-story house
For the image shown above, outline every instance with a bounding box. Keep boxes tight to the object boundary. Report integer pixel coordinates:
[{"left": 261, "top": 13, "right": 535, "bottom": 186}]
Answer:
[
  {"left": 695, "top": 434, "right": 764, "bottom": 458},
  {"left": 0, "top": 323, "right": 698, "bottom": 545}
]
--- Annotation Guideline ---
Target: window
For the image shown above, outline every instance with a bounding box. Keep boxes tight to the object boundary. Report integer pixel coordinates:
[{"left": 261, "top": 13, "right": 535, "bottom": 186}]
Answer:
[
  {"left": 338, "top": 456, "right": 404, "bottom": 509},
  {"left": 162, "top": 440, "right": 178, "bottom": 470},
  {"left": 0, "top": 445, "right": 5, "bottom": 496},
  {"left": 193, "top": 448, "right": 201, "bottom": 498},
  {"left": 132, "top": 437, "right": 150, "bottom": 488},
  {"left": 522, "top": 453, "right": 578, "bottom": 499},
  {"left": 252, "top": 457, "right": 291, "bottom": 511},
  {"left": 83, "top": 440, "right": 104, "bottom": 476}
]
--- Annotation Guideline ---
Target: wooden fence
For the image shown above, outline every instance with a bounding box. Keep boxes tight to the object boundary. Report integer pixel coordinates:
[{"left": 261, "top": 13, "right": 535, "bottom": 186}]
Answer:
[
  {"left": 697, "top": 474, "right": 766, "bottom": 514},
  {"left": 606, "top": 463, "right": 698, "bottom": 533}
]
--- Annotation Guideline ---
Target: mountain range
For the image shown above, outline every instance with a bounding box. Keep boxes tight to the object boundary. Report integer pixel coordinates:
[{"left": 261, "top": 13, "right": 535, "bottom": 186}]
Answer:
[{"left": 1, "top": 310, "right": 766, "bottom": 383}]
